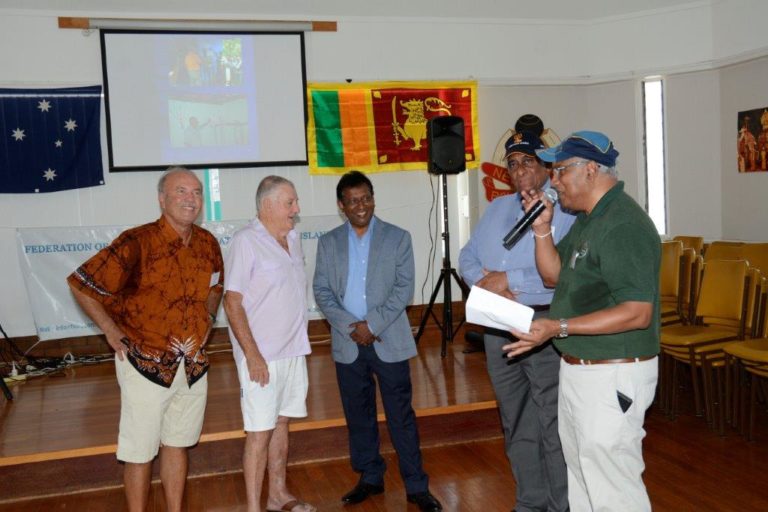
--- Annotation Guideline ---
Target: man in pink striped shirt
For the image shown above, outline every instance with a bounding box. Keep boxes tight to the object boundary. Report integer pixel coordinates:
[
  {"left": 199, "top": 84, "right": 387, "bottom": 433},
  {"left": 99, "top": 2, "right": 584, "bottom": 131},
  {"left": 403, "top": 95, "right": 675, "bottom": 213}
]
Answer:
[{"left": 223, "top": 175, "right": 315, "bottom": 512}]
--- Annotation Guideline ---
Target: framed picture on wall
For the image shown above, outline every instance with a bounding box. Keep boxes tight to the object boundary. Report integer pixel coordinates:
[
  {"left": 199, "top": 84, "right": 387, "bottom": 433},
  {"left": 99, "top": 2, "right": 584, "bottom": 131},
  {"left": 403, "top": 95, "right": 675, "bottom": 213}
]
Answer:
[{"left": 737, "top": 107, "right": 768, "bottom": 173}]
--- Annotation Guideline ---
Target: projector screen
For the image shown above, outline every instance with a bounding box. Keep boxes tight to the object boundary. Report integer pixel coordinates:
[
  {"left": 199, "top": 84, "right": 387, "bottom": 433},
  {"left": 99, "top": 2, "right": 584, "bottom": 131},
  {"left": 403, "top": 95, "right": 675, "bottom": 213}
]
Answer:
[{"left": 100, "top": 30, "right": 308, "bottom": 171}]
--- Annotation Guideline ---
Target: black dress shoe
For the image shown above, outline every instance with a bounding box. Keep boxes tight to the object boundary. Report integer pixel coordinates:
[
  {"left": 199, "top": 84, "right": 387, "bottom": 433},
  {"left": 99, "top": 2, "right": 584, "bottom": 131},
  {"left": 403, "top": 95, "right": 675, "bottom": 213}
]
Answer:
[
  {"left": 341, "top": 481, "right": 384, "bottom": 504},
  {"left": 407, "top": 491, "right": 443, "bottom": 511}
]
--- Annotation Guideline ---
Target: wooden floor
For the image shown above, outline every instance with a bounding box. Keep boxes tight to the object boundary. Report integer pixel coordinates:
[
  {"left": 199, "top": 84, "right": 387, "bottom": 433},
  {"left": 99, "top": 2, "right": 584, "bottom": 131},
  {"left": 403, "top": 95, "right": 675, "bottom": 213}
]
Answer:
[{"left": 3, "top": 327, "right": 768, "bottom": 511}]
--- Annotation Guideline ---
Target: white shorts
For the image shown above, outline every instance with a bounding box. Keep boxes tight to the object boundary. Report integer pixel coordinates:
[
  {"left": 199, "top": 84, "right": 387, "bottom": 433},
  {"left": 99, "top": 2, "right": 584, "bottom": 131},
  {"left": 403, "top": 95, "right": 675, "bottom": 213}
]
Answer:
[
  {"left": 115, "top": 357, "right": 207, "bottom": 463},
  {"left": 236, "top": 355, "right": 308, "bottom": 432}
]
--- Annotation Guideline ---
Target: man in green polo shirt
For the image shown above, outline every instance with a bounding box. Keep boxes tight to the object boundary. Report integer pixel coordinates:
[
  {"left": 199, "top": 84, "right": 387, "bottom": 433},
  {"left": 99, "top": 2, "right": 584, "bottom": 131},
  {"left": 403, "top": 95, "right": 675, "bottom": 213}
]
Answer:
[{"left": 504, "top": 130, "right": 661, "bottom": 512}]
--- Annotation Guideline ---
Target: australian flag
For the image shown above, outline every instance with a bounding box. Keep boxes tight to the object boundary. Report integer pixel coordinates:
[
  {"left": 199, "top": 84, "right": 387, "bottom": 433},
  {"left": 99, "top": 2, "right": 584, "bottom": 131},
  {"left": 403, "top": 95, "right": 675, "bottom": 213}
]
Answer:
[{"left": 0, "top": 85, "right": 104, "bottom": 193}]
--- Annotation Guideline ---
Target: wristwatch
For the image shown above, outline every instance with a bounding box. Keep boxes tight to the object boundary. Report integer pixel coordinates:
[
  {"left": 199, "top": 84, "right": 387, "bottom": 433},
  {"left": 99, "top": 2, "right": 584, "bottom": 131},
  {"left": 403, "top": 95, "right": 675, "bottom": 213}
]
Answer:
[{"left": 557, "top": 318, "right": 569, "bottom": 338}]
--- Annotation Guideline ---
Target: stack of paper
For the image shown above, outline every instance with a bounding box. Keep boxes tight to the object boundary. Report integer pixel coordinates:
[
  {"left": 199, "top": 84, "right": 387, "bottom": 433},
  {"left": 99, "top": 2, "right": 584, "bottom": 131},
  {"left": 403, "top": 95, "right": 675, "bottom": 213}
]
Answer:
[{"left": 465, "top": 285, "right": 534, "bottom": 333}]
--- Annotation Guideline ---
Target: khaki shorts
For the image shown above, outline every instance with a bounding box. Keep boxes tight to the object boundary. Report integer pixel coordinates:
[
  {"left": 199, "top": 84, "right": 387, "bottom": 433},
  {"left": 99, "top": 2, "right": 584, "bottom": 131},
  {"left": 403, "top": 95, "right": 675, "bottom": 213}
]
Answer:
[
  {"left": 236, "top": 355, "right": 308, "bottom": 432},
  {"left": 115, "top": 357, "right": 208, "bottom": 463}
]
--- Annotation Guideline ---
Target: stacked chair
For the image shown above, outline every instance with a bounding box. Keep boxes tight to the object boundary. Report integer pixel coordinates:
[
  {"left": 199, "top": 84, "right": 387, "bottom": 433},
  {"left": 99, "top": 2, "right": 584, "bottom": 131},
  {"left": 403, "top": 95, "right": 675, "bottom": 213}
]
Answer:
[
  {"left": 703, "top": 240, "right": 745, "bottom": 261},
  {"left": 673, "top": 235, "right": 704, "bottom": 255},
  {"left": 659, "top": 238, "right": 768, "bottom": 438},
  {"left": 659, "top": 258, "right": 751, "bottom": 433},
  {"left": 657, "top": 239, "right": 701, "bottom": 415},
  {"left": 723, "top": 242, "right": 768, "bottom": 440},
  {"left": 660, "top": 241, "right": 685, "bottom": 326}
]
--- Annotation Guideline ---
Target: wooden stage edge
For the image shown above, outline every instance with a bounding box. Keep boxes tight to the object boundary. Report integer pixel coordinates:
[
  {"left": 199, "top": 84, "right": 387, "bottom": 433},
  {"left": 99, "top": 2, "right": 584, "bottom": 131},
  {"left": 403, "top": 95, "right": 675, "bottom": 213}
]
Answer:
[{"left": 0, "top": 400, "right": 498, "bottom": 467}]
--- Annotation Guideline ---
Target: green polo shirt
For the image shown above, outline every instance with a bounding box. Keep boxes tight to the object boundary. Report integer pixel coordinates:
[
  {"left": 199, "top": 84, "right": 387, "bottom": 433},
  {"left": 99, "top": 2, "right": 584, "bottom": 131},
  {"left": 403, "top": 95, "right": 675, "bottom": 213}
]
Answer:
[{"left": 551, "top": 181, "right": 661, "bottom": 360}]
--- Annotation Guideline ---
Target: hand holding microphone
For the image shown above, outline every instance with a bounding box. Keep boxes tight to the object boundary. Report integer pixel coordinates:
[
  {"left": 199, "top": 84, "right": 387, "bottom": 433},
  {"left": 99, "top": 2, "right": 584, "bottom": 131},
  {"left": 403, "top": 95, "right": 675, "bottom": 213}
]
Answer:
[{"left": 502, "top": 188, "right": 558, "bottom": 250}]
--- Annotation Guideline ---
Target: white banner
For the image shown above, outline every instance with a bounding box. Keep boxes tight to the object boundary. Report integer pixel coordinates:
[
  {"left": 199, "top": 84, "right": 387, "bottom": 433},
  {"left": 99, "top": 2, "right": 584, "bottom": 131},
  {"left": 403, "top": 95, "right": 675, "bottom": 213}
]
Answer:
[{"left": 16, "top": 215, "right": 341, "bottom": 341}]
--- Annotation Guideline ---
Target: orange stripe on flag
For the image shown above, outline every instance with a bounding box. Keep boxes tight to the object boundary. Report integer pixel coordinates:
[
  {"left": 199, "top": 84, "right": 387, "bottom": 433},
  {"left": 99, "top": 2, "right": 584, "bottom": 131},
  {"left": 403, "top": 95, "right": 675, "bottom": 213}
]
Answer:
[{"left": 338, "top": 89, "right": 372, "bottom": 167}]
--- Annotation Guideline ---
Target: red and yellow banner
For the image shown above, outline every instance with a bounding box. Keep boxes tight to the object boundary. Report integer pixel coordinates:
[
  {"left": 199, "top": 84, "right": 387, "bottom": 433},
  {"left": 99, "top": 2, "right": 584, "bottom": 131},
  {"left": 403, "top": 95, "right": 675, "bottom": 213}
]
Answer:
[{"left": 307, "top": 80, "right": 479, "bottom": 175}]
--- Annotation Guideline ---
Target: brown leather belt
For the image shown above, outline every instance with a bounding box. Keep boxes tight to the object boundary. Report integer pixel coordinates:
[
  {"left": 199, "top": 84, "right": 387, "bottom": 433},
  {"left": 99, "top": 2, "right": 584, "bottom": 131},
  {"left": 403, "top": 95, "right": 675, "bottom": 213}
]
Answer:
[
  {"left": 530, "top": 304, "right": 550, "bottom": 312},
  {"left": 561, "top": 354, "right": 656, "bottom": 365}
]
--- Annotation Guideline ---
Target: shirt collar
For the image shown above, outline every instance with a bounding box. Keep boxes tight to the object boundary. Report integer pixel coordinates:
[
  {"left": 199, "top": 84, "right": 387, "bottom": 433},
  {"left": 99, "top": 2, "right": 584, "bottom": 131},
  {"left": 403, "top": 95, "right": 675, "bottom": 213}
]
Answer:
[
  {"left": 250, "top": 217, "right": 296, "bottom": 241},
  {"left": 346, "top": 215, "right": 376, "bottom": 239},
  {"left": 157, "top": 215, "right": 194, "bottom": 248}
]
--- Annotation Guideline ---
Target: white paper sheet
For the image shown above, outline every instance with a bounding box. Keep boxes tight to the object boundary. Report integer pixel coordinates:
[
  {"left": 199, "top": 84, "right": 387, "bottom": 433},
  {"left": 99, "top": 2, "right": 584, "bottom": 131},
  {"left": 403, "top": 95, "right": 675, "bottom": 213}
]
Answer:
[{"left": 465, "top": 285, "right": 534, "bottom": 333}]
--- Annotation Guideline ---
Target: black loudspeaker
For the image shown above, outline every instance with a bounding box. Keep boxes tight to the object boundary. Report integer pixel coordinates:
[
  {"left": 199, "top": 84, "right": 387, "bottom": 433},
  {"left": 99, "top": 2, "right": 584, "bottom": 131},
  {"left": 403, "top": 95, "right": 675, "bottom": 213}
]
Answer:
[{"left": 427, "top": 116, "right": 466, "bottom": 174}]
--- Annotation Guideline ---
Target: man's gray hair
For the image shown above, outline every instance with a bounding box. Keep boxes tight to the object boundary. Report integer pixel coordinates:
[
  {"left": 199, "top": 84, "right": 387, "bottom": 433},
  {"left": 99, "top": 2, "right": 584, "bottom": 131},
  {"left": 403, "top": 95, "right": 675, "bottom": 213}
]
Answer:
[
  {"left": 157, "top": 166, "right": 197, "bottom": 193},
  {"left": 256, "top": 175, "right": 294, "bottom": 214},
  {"left": 596, "top": 163, "right": 618, "bottom": 178}
]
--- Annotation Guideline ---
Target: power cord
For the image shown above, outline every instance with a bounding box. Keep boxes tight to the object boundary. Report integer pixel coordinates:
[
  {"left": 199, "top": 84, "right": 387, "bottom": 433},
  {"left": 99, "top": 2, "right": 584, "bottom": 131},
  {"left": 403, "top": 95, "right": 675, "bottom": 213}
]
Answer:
[{"left": 420, "top": 173, "right": 439, "bottom": 304}]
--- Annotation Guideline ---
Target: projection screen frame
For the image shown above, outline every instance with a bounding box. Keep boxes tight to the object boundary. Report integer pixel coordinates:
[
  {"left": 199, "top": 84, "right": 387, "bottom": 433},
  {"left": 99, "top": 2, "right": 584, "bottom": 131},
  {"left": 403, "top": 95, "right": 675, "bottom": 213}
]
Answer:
[{"left": 100, "top": 29, "right": 309, "bottom": 172}]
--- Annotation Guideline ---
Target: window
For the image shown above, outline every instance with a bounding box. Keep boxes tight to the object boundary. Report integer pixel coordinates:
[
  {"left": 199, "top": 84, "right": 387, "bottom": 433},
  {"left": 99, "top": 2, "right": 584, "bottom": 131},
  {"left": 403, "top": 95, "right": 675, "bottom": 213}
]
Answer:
[{"left": 643, "top": 78, "right": 667, "bottom": 234}]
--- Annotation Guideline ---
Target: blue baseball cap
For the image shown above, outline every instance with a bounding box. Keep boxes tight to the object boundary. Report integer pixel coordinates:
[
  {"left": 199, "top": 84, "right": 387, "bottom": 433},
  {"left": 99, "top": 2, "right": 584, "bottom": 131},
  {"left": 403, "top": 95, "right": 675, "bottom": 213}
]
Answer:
[
  {"left": 536, "top": 130, "right": 619, "bottom": 167},
  {"left": 504, "top": 131, "right": 544, "bottom": 158}
]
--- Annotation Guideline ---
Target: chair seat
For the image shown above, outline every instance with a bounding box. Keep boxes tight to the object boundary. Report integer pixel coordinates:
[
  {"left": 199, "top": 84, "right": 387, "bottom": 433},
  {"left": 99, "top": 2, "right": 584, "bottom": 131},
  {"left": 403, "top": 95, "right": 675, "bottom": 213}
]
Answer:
[
  {"left": 661, "top": 325, "right": 739, "bottom": 347},
  {"left": 662, "top": 343, "right": 735, "bottom": 363},
  {"left": 724, "top": 338, "right": 768, "bottom": 362}
]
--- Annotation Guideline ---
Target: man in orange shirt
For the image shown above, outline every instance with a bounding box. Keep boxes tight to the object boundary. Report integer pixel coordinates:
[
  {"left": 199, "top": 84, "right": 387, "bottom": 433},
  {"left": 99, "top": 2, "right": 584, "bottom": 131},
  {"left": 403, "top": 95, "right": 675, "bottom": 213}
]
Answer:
[
  {"left": 68, "top": 167, "right": 224, "bottom": 512},
  {"left": 184, "top": 48, "right": 203, "bottom": 86}
]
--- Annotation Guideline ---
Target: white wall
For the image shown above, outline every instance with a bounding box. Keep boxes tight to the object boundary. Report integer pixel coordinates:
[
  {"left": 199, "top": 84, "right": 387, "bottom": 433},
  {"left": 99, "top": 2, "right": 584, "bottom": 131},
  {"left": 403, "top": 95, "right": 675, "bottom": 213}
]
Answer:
[
  {"left": 3, "top": 3, "right": 768, "bottom": 336},
  {"left": 473, "top": 84, "right": 586, "bottom": 220},
  {"left": 472, "top": 81, "right": 640, "bottom": 219},
  {"left": 718, "top": 56, "right": 768, "bottom": 241},
  {"left": 666, "top": 69, "right": 723, "bottom": 239},
  {"left": 712, "top": 0, "right": 768, "bottom": 63}
]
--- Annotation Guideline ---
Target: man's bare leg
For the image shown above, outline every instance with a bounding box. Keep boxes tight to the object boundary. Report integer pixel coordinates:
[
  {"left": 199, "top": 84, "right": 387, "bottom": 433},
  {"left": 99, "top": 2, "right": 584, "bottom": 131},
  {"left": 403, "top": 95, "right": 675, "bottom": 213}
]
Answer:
[
  {"left": 266, "top": 417, "right": 316, "bottom": 512},
  {"left": 244, "top": 429, "right": 273, "bottom": 512},
  {"left": 159, "top": 445, "right": 188, "bottom": 512},
  {"left": 124, "top": 461, "right": 152, "bottom": 512}
]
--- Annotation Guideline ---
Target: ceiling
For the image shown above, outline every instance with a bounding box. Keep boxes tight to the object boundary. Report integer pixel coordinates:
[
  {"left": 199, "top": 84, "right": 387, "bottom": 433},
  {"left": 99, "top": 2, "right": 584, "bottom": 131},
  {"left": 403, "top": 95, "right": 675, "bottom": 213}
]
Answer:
[{"left": 5, "top": 0, "right": 714, "bottom": 22}]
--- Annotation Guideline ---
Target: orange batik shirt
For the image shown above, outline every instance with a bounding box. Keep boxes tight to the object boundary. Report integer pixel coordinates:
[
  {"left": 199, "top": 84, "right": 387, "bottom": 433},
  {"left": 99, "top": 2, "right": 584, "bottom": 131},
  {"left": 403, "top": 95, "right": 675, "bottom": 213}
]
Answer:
[{"left": 68, "top": 217, "right": 224, "bottom": 387}]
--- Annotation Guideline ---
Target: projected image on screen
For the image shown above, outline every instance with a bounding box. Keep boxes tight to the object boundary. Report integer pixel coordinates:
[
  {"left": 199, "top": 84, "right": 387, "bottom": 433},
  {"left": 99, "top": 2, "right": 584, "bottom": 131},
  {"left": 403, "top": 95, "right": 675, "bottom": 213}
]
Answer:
[
  {"left": 101, "top": 31, "right": 307, "bottom": 170},
  {"left": 169, "top": 96, "right": 249, "bottom": 148},
  {"left": 168, "top": 37, "right": 243, "bottom": 88}
]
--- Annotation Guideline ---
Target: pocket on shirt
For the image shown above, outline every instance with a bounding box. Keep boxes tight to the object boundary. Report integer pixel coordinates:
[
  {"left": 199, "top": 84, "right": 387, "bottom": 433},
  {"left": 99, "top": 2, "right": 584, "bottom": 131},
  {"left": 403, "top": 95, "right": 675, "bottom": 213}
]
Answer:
[{"left": 252, "top": 262, "right": 284, "bottom": 286}]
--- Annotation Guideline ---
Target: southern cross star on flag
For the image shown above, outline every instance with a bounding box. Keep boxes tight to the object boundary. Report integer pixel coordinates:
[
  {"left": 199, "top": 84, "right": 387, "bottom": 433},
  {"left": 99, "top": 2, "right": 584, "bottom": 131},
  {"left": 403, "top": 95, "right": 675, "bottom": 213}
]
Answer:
[{"left": 0, "top": 85, "right": 104, "bottom": 193}]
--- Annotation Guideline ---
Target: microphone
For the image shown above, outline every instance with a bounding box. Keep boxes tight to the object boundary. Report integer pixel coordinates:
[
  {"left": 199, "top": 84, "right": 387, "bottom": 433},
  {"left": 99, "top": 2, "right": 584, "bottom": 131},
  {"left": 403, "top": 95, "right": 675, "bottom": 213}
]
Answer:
[{"left": 502, "top": 188, "right": 559, "bottom": 250}]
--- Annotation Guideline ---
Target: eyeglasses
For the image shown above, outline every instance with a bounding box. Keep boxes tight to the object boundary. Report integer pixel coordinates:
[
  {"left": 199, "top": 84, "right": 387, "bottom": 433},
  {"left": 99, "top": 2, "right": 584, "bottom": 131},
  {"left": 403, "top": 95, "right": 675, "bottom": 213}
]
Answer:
[
  {"left": 506, "top": 157, "right": 537, "bottom": 172},
  {"left": 342, "top": 194, "right": 374, "bottom": 207},
  {"left": 552, "top": 160, "right": 589, "bottom": 178}
]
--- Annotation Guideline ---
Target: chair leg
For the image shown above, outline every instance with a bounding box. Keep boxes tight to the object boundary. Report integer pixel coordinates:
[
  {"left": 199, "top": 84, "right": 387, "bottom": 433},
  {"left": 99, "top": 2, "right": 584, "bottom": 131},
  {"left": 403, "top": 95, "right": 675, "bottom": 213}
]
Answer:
[
  {"left": 688, "top": 349, "right": 704, "bottom": 417},
  {"left": 749, "top": 373, "right": 757, "bottom": 442},
  {"left": 725, "top": 354, "right": 733, "bottom": 429},
  {"left": 739, "top": 364, "right": 750, "bottom": 438},
  {"left": 715, "top": 362, "right": 726, "bottom": 436},
  {"left": 670, "top": 357, "right": 679, "bottom": 420},
  {"left": 699, "top": 353, "right": 714, "bottom": 426},
  {"left": 701, "top": 354, "right": 716, "bottom": 430},
  {"left": 665, "top": 353, "right": 674, "bottom": 415}
]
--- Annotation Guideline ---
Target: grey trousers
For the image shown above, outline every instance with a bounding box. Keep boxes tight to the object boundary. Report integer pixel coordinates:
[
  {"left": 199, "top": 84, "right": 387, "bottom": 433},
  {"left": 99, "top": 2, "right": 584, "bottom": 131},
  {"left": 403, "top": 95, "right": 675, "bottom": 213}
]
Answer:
[{"left": 484, "top": 324, "right": 569, "bottom": 512}]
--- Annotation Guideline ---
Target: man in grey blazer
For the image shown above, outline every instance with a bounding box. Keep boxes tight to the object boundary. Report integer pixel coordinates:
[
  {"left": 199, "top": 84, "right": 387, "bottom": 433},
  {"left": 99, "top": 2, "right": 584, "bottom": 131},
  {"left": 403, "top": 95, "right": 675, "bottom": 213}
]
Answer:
[{"left": 313, "top": 171, "right": 442, "bottom": 512}]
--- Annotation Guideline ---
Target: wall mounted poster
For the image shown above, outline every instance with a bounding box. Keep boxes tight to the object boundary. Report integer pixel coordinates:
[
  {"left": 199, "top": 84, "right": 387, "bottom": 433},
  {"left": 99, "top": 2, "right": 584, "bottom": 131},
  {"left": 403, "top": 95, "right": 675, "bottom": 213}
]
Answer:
[{"left": 737, "top": 107, "right": 768, "bottom": 172}]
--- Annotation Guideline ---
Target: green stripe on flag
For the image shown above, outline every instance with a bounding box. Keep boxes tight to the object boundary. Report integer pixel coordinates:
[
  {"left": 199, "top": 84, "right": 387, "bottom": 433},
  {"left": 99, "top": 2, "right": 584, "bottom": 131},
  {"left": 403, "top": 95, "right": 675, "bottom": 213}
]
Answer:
[{"left": 311, "top": 90, "right": 344, "bottom": 168}]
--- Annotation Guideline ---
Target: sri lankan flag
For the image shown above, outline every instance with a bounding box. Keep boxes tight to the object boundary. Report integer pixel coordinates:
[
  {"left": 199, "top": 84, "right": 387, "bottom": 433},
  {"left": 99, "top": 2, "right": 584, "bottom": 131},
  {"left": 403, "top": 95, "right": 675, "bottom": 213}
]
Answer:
[{"left": 307, "top": 80, "right": 479, "bottom": 175}]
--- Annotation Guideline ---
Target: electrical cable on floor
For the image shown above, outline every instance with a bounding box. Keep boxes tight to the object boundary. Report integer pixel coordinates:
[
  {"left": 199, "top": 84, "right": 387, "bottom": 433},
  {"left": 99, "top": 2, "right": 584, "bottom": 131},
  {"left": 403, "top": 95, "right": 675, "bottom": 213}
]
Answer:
[{"left": 2, "top": 323, "right": 336, "bottom": 384}]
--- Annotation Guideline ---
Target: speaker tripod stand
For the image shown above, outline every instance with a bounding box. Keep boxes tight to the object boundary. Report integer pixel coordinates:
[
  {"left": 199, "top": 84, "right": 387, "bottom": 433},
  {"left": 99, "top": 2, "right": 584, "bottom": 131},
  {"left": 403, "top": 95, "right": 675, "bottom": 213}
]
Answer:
[
  {"left": 0, "top": 371, "right": 12, "bottom": 401},
  {"left": 415, "top": 173, "right": 469, "bottom": 357}
]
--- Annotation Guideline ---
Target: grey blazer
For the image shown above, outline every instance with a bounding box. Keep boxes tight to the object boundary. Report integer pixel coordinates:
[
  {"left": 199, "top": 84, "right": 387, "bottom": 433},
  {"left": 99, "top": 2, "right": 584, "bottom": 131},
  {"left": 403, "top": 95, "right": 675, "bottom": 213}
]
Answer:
[{"left": 313, "top": 217, "right": 418, "bottom": 364}]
